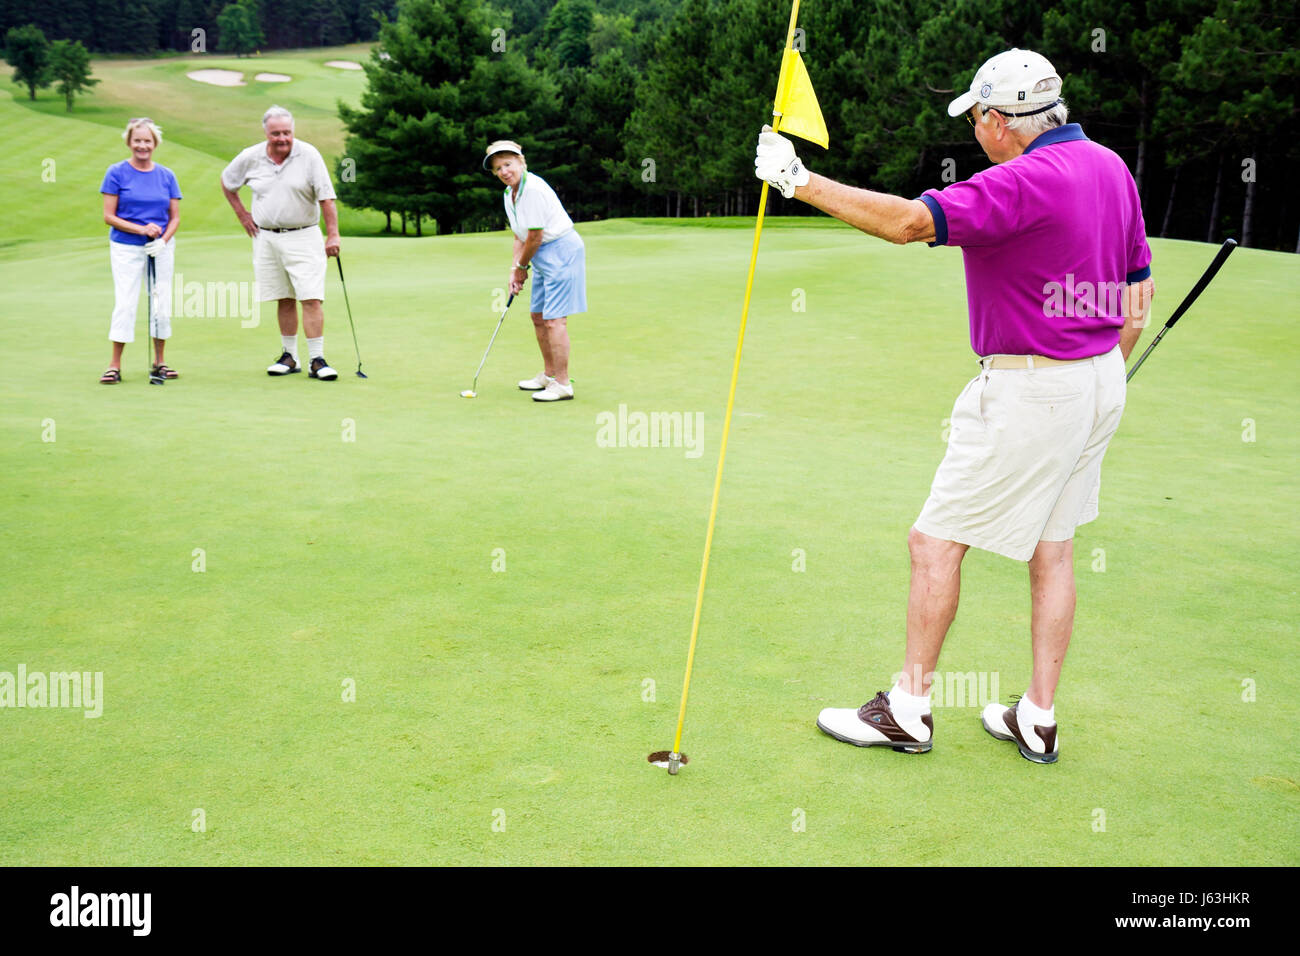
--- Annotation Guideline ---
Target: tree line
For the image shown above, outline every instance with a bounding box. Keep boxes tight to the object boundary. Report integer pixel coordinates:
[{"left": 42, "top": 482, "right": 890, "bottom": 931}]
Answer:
[
  {"left": 334, "top": 0, "right": 1296, "bottom": 250},
  {"left": 0, "top": 0, "right": 398, "bottom": 54},
  {"left": 6, "top": 0, "right": 1296, "bottom": 249}
]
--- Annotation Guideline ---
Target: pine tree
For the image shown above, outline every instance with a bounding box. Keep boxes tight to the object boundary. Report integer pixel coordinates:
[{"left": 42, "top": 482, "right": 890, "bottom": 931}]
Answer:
[{"left": 338, "top": 0, "right": 552, "bottom": 234}]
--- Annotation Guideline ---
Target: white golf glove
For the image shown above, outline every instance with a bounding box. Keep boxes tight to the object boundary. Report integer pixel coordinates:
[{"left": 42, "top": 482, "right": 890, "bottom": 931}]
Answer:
[
  {"left": 144, "top": 237, "right": 166, "bottom": 258},
  {"left": 754, "top": 125, "right": 809, "bottom": 198}
]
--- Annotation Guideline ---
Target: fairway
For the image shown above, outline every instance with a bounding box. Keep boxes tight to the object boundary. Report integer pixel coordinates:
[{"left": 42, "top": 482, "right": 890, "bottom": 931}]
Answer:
[{"left": 2, "top": 52, "right": 1299, "bottom": 867}]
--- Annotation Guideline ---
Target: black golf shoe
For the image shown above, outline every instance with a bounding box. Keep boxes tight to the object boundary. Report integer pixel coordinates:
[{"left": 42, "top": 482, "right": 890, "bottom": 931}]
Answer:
[
  {"left": 309, "top": 357, "right": 338, "bottom": 381},
  {"left": 267, "top": 352, "right": 300, "bottom": 375}
]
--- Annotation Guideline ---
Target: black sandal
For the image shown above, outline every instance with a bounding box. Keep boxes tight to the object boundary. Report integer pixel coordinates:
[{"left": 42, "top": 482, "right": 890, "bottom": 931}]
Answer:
[{"left": 100, "top": 368, "right": 121, "bottom": 384}]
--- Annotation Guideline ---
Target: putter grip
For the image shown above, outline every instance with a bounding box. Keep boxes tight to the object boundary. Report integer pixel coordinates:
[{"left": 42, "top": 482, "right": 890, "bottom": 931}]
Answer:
[{"left": 1164, "top": 238, "right": 1237, "bottom": 329}]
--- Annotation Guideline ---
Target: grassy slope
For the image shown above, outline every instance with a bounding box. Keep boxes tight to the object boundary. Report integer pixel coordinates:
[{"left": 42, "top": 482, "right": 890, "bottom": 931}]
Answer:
[
  {"left": 7, "top": 45, "right": 385, "bottom": 238},
  {"left": 1, "top": 50, "right": 1297, "bottom": 865}
]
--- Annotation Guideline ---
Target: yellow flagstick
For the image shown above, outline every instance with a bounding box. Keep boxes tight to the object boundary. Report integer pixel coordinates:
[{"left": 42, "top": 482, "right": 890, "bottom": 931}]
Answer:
[{"left": 666, "top": 0, "right": 809, "bottom": 775}]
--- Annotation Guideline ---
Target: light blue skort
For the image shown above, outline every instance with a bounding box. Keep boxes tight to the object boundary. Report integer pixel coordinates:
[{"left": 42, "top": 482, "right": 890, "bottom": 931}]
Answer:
[{"left": 530, "top": 229, "right": 587, "bottom": 320}]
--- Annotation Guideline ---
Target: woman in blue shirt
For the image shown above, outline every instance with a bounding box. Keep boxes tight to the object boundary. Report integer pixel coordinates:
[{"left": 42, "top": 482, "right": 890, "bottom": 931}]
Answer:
[{"left": 99, "top": 117, "right": 182, "bottom": 383}]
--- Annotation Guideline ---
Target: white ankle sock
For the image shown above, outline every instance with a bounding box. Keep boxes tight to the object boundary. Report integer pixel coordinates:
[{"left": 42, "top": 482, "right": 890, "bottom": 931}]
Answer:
[
  {"left": 307, "top": 337, "right": 324, "bottom": 360},
  {"left": 1019, "top": 693, "right": 1055, "bottom": 727},
  {"left": 281, "top": 335, "right": 298, "bottom": 360},
  {"left": 888, "top": 681, "right": 931, "bottom": 721}
]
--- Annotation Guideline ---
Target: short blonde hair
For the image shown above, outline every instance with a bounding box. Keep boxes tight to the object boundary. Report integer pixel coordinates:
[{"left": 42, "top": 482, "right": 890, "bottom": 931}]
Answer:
[{"left": 122, "top": 117, "right": 163, "bottom": 147}]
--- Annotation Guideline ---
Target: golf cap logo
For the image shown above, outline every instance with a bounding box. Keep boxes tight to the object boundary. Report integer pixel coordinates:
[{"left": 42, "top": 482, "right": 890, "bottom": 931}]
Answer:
[{"left": 979, "top": 82, "right": 992, "bottom": 99}]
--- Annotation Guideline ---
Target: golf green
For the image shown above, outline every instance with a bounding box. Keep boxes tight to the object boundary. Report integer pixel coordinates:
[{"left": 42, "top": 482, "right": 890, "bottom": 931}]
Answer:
[{"left": 2, "top": 61, "right": 1297, "bottom": 867}]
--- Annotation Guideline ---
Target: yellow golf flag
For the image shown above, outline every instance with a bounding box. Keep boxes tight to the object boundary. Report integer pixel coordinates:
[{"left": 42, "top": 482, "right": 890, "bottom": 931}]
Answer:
[{"left": 774, "top": 48, "right": 828, "bottom": 148}]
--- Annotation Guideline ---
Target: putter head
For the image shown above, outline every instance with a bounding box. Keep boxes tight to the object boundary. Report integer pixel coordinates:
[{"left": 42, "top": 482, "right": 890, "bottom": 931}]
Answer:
[
  {"left": 149, "top": 374, "right": 165, "bottom": 386},
  {"left": 460, "top": 389, "right": 476, "bottom": 398},
  {"left": 356, "top": 370, "right": 368, "bottom": 379}
]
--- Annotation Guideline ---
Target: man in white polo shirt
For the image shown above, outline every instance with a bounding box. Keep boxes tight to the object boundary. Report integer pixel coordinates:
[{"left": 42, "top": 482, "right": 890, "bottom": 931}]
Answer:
[{"left": 221, "top": 105, "right": 342, "bottom": 380}]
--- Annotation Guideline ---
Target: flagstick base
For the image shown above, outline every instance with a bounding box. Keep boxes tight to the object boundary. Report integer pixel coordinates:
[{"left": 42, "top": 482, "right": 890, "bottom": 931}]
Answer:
[{"left": 647, "top": 751, "right": 689, "bottom": 773}]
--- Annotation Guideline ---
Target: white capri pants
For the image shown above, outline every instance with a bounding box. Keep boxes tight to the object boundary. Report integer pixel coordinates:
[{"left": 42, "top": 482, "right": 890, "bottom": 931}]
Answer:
[{"left": 109, "top": 239, "right": 174, "bottom": 342}]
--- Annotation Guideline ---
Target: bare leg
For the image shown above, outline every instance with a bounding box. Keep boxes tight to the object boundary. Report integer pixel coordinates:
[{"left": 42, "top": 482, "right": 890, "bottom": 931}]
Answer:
[
  {"left": 531, "top": 312, "right": 554, "bottom": 376},
  {"left": 544, "top": 316, "right": 570, "bottom": 384},
  {"left": 899, "top": 528, "right": 969, "bottom": 695},
  {"left": 300, "top": 299, "right": 324, "bottom": 338},
  {"left": 154, "top": 339, "right": 166, "bottom": 365},
  {"left": 1026, "top": 539, "right": 1075, "bottom": 708},
  {"left": 109, "top": 341, "right": 125, "bottom": 369},
  {"left": 277, "top": 298, "right": 299, "bottom": 336}
]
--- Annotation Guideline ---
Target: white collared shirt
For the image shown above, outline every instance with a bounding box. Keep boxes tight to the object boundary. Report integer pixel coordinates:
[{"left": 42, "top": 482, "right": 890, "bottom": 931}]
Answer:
[
  {"left": 503, "top": 172, "right": 573, "bottom": 244},
  {"left": 221, "top": 140, "right": 337, "bottom": 229}
]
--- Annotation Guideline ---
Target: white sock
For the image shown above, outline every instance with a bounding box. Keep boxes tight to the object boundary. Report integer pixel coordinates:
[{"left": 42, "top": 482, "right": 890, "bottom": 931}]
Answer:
[
  {"left": 307, "top": 336, "right": 324, "bottom": 360},
  {"left": 281, "top": 335, "right": 298, "bottom": 360},
  {"left": 888, "top": 681, "right": 931, "bottom": 721},
  {"left": 1019, "top": 692, "right": 1055, "bottom": 727}
]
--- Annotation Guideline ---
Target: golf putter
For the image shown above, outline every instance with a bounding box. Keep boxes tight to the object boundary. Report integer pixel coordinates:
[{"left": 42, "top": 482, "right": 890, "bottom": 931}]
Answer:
[
  {"left": 335, "top": 255, "right": 367, "bottom": 378},
  {"left": 147, "top": 256, "right": 164, "bottom": 385},
  {"left": 1126, "top": 238, "right": 1237, "bottom": 382},
  {"left": 461, "top": 294, "right": 515, "bottom": 398}
]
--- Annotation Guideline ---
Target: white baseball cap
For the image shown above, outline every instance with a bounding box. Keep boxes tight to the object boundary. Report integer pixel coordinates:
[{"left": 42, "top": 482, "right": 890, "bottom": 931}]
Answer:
[
  {"left": 947, "top": 49, "right": 1062, "bottom": 118},
  {"left": 483, "top": 139, "right": 524, "bottom": 170}
]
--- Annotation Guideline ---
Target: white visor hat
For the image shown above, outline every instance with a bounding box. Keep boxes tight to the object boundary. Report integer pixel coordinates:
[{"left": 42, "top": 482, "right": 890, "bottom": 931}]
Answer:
[
  {"left": 483, "top": 139, "right": 524, "bottom": 170},
  {"left": 947, "top": 48, "right": 1062, "bottom": 118}
]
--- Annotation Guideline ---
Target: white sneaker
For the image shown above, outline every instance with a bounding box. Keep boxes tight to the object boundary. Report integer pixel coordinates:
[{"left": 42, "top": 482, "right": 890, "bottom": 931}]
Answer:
[
  {"left": 981, "top": 700, "right": 1059, "bottom": 764},
  {"left": 817, "top": 691, "right": 933, "bottom": 753},
  {"left": 532, "top": 378, "right": 574, "bottom": 402},
  {"left": 518, "top": 371, "right": 552, "bottom": 391}
]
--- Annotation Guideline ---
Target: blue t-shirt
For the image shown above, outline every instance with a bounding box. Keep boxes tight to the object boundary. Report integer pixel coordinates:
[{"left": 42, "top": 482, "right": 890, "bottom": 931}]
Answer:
[{"left": 100, "top": 161, "right": 183, "bottom": 246}]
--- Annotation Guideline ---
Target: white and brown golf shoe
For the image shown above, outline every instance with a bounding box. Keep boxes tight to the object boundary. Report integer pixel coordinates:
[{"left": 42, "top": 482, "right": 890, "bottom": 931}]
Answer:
[
  {"left": 518, "top": 371, "right": 552, "bottom": 391},
  {"left": 981, "top": 700, "right": 1059, "bottom": 764},
  {"left": 817, "top": 691, "right": 933, "bottom": 753},
  {"left": 532, "top": 378, "right": 574, "bottom": 402}
]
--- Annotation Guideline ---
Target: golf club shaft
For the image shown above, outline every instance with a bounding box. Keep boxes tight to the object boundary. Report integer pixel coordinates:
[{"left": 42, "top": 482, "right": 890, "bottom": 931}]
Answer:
[
  {"left": 470, "top": 294, "right": 515, "bottom": 390},
  {"left": 335, "top": 256, "right": 364, "bottom": 375},
  {"left": 1126, "top": 238, "right": 1237, "bottom": 383},
  {"left": 147, "top": 256, "right": 156, "bottom": 375}
]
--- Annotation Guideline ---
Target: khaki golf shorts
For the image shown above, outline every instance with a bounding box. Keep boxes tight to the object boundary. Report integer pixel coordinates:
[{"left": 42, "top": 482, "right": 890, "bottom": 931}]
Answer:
[
  {"left": 914, "top": 346, "right": 1126, "bottom": 561},
  {"left": 254, "top": 227, "right": 326, "bottom": 302}
]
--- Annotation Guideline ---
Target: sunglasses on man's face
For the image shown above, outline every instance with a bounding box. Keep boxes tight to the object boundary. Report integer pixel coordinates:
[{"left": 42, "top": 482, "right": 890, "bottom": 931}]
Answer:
[{"left": 967, "top": 107, "right": 1004, "bottom": 127}]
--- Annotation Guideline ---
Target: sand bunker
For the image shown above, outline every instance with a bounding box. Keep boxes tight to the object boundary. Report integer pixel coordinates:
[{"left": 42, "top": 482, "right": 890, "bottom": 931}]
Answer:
[
  {"left": 255, "top": 73, "right": 291, "bottom": 82},
  {"left": 324, "top": 60, "right": 362, "bottom": 70},
  {"left": 187, "top": 69, "right": 245, "bottom": 86}
]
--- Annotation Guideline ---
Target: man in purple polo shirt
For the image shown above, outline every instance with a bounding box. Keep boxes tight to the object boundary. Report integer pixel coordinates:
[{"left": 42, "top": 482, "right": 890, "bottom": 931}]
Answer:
[{"left": 754, "top": 49, "right": 1155, "bottom": 764}]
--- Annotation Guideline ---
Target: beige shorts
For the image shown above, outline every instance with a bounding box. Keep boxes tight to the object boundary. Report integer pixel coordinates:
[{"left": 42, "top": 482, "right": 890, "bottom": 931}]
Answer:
[
  {"left": 254, "top": 228, "right": 326, "bottom": 302},
  {"left": 914, "top": 346, "right": 1126, "bottom": 561}
]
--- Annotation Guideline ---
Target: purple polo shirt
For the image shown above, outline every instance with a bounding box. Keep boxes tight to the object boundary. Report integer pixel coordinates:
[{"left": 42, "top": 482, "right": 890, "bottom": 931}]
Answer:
[{"left": 919, "top": 124, "right": 1151, "bottom": 359}]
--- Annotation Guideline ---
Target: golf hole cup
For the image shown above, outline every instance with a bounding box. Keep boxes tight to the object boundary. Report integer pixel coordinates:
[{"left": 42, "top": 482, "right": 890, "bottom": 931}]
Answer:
[{"left": 647, "top": 751, "right": 688, "bottom": 773}]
